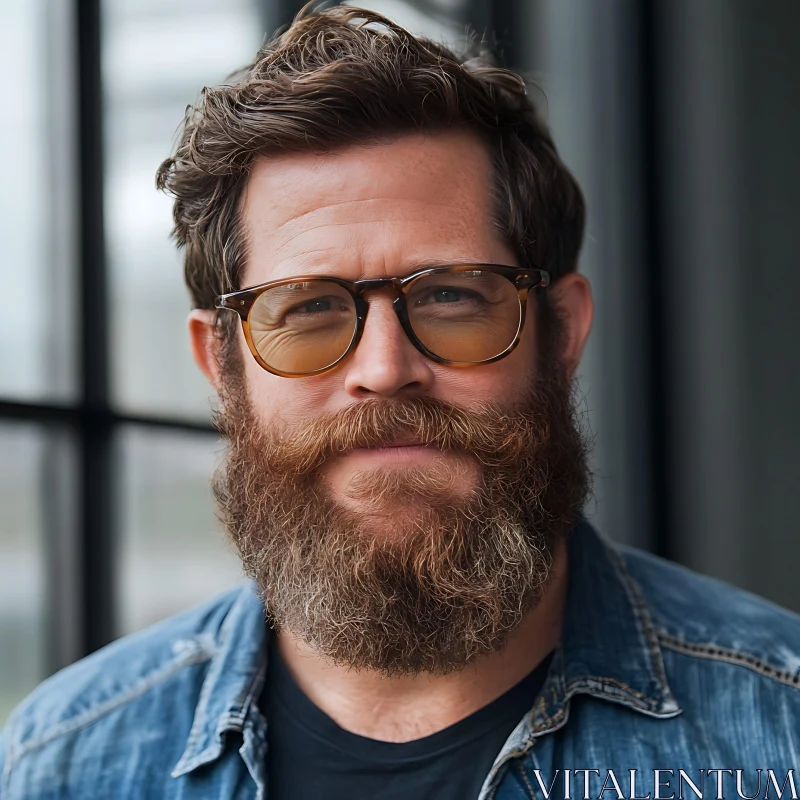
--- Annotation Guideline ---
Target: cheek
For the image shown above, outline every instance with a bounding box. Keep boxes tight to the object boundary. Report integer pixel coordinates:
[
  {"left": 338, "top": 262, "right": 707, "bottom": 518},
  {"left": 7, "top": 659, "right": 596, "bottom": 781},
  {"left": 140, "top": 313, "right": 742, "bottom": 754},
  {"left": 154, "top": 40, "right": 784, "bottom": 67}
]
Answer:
[
  {"left": 238, "top": 334, "right": 286, "bottom": 424},
  {"left": 239, "top": 341, "right": 340, "bottom": 427},
  {"left": 512, "top": 307, "right": 539, "bottom": 375},
  {"left": 431, "top": 313, "right": 538, "bottom": 409}
]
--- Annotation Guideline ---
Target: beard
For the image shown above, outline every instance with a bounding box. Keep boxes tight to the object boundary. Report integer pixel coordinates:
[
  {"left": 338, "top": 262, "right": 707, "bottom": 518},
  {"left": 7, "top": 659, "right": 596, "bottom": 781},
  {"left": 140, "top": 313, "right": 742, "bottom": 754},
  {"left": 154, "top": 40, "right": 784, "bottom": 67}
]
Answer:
[{"left": 212, "top": 332, "right": 592, "bottom": 677}]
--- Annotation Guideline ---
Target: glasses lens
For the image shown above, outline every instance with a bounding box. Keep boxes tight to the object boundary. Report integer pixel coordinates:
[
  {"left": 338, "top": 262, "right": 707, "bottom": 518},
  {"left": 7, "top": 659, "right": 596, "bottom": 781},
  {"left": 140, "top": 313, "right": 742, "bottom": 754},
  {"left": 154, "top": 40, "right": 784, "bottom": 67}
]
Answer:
[
  {"left": 249, "top": 280, "right": 357, "bottom": 374},
  {"left": 406, "top": 269, "right": 522, "bottom": 362}
]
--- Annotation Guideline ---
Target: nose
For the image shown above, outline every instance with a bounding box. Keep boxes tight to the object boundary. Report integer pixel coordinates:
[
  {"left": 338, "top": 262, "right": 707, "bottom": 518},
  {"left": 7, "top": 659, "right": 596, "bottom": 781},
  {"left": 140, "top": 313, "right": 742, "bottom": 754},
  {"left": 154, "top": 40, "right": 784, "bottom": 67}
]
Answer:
[{"left": 342, "top": 293, "right": 435, "bottom": 398}]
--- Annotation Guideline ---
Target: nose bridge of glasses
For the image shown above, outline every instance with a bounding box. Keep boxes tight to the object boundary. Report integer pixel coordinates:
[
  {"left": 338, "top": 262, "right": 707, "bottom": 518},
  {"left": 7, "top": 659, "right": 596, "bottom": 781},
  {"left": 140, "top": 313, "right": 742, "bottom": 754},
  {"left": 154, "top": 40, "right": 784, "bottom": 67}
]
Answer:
[
  {"left": 352, "top": 276, "right": 402, "bottom": 295},
  {"left": 352, "top": 277, "right": 406, "bottom": 320},
  {"left": 350, "top": 279, "right": 412, "bottom": 353}
]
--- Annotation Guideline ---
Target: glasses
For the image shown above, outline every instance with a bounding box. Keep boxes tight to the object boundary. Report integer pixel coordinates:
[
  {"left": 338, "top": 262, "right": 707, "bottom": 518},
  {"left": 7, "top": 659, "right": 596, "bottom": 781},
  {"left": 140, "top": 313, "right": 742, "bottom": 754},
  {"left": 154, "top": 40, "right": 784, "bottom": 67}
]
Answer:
[{"left": 215, "top": 264, "right": 550, "bottom": 377}]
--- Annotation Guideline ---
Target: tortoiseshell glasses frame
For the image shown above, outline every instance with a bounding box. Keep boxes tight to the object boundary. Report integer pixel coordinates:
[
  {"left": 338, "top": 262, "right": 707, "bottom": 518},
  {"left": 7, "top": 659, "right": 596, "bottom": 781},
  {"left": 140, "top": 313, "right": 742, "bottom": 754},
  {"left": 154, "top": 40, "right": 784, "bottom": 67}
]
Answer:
[{"left": 215, "top": 263, "right": 550, "bottom": 378}]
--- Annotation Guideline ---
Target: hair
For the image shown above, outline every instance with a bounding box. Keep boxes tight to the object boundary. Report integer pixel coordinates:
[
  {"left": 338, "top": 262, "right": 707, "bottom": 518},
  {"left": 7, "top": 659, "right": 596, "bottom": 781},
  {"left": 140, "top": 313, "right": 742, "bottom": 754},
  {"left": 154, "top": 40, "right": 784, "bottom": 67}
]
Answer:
[{"left": 156, "top": 3, "right": 585, "bottom": 351}]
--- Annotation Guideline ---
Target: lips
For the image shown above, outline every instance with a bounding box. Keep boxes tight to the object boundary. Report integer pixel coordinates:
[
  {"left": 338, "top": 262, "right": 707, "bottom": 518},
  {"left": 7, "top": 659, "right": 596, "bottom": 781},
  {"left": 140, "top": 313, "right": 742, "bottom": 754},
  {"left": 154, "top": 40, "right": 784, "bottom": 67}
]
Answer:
[{"left": 343, "top": 439, "right": 435, "bottom": 456}]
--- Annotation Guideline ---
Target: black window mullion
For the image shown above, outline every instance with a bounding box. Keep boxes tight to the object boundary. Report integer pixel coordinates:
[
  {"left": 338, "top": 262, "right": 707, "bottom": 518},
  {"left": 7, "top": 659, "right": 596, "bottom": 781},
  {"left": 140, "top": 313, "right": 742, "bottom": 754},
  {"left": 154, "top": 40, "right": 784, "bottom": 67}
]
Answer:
[
  {"left": 638, "top": 0, "right": 672, "bottom": 562},
  {"left": 76, "top": 0, "right": 114, "bottom": 656}
]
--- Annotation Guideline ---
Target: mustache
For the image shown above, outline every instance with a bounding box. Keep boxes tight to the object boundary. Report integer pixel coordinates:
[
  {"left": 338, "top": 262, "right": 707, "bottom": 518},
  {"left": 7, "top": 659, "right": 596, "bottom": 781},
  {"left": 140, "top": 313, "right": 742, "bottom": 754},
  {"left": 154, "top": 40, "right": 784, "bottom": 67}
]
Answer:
[{"left": 218, "top": 392, "right": 553, "bottom": 475}]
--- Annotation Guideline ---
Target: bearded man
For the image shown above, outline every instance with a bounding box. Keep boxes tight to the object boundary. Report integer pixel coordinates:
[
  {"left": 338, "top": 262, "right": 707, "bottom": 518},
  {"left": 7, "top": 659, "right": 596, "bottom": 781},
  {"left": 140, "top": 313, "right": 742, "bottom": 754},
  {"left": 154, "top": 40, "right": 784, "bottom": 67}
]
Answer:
[{"left": 4, "top": 6, "right": 800, "bottom": 800}]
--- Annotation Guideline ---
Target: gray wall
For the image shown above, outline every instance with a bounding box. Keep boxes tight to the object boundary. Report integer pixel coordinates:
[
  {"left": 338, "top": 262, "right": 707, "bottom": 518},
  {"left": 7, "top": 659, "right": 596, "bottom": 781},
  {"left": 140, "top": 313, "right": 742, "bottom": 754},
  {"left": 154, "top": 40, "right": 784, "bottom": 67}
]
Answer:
[
  {"left": 524, "top": 0, "right": 800, "bottom": 610},
  {"left": 522, "top": 0, "right": 655, "bottom": 551},
  {"left": 658, "top": 1, "right": 800, "bottom": 608}
]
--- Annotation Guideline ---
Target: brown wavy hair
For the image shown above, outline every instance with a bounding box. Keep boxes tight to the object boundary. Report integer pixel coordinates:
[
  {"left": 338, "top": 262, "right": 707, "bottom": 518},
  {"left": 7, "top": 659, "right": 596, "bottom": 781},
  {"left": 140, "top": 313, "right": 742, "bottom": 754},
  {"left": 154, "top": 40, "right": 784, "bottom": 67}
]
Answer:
[{"left": 156, "top": 3, "right": 585, "bottom": 346}]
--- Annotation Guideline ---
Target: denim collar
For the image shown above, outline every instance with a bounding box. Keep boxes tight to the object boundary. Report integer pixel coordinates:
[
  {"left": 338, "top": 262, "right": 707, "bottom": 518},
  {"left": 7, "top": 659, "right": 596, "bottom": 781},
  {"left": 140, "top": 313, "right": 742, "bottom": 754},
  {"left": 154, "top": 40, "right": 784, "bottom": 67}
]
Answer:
[
  {"left": 171, "top": 583, "right": 269, "bottom": 784},
  {"left": 172, "top": 518, "right": 681, "bottom": 784},
  {"left": 530, "top": 517, "right": 681, "bottom": 736},
  {"left": 476, "top": 520, "right": 682, "bottom": 800}
]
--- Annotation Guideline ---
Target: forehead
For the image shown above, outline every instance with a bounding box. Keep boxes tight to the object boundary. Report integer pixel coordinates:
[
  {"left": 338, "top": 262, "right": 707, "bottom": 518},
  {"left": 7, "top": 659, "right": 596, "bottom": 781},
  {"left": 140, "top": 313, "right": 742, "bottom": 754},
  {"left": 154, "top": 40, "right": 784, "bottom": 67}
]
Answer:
[{"left": 239, "top": 130, "right": 508, "bottom": 286}]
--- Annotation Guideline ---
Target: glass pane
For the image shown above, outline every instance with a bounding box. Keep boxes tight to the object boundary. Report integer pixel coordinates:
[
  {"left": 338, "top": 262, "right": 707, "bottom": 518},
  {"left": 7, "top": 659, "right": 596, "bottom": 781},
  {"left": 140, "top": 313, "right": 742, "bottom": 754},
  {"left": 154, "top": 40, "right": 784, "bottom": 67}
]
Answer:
[
  {"left": 103, "top": 0, "right": 263, "bottom": 419},
  {"left": 0, "top": 0, "right": 77, "bottom": 401},
  {"left": 116, "top": 426, "right": 244, "bottom": 636},
  {"left": 0, "top": 423, "right": 47, "bottom": 724}
]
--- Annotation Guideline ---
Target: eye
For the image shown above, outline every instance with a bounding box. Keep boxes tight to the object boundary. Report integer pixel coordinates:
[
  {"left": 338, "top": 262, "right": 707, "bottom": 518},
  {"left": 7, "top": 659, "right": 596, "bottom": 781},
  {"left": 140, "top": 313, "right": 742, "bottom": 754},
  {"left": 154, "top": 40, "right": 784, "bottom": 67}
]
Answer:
[
  {"left": 284, "top": 295, "right": 350, "bottom": 318},
  {"left": 431, "top": 289, "right": 461, "bottom": 303},
  {"left": 413, "top": 286, "right": 486, "bottom": 307},
  {"left": 295, "top": 298, "right": 333, "bottom": 314}
]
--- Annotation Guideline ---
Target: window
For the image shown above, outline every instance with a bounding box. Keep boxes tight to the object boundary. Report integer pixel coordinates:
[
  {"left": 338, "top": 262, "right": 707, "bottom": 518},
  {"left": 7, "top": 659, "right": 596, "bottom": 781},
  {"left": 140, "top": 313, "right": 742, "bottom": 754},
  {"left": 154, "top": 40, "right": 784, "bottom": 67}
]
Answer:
[
  {"left": 0, "top": 0, "right": 478, "bottom": 727},
  {"left": 0, "top": 0, "right": 266, "bottom": 724},
  {"left": 0, "top": 424, "right": 48, "bottom": 723}
]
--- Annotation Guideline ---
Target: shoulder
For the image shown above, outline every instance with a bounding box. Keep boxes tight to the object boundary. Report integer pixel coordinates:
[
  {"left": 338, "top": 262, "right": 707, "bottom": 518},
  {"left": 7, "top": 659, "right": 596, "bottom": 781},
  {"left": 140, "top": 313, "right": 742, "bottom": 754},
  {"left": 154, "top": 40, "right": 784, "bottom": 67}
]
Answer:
[
  {"left": 1, "top": 585, "right": 247, "bottom": 771},
  {"left": 616, "top": 541, "right": 800, "bottom": 690}
]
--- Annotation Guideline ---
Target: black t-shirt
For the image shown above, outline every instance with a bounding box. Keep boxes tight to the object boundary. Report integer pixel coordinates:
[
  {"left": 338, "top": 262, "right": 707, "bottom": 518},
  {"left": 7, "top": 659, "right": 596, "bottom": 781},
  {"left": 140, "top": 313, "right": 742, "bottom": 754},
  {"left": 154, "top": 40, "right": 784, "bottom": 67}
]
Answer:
[{"left": 263, "top": 641, "right": 554, "bottom": 800}]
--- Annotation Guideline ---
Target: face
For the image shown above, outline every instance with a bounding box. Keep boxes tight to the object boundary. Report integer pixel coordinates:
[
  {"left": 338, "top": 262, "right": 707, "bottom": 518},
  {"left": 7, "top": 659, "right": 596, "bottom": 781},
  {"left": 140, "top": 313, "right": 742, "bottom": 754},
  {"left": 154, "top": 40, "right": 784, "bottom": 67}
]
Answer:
[
  {"left": 242, "top": 130, "right": 542, "bottom": 502},
  {"left": 190, "top": 129, "right": 594, "bottom": 675}
]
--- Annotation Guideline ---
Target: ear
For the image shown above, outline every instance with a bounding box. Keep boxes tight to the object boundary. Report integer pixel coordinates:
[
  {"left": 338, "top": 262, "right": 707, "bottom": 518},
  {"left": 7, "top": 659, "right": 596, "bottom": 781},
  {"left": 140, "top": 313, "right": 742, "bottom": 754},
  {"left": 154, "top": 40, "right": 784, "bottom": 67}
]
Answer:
[
  {"left": 188, "top": 309, "right": 224, "bottom": 392},
  {"left": 547, "top": 273, "right": 594, "bottom": 380}
]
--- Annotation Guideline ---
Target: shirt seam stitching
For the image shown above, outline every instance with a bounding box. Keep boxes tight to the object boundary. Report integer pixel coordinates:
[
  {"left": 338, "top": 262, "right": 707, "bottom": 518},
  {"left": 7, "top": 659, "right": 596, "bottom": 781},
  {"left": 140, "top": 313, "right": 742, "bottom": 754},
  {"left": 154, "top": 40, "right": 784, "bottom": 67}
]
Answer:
[
  {"left": 7, "top": 649, "right": 213, "bottom": 768},
  {"left": 606, "top": 542, "right": 673, "bottom": 695},
  {"left": 517, "top": 757, "right": 537, "bottom": 798},
  {"left": 657, "top": 631, "right": 800, "bottom": 689}
]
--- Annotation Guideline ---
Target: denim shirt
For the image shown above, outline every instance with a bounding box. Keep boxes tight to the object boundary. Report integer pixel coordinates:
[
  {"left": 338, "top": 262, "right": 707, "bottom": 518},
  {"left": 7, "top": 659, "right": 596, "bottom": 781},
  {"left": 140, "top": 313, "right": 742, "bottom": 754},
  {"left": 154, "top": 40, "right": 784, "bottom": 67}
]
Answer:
[{"left": 3, "top": 519, "right": 800, "bottom": 800}]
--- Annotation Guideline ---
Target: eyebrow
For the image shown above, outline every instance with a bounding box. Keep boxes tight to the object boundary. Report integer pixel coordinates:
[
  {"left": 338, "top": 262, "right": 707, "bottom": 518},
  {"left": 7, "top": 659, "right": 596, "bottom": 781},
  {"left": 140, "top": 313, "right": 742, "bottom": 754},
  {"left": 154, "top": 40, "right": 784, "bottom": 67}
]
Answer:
[
  {"left": 268, "top": 257, "right": 491, "bottom": 283},
  {"left": 404, "top": 258, "right": 481, "bottom": 272},
  {"left": 371, "top": 257, "right": 496, "bottom": 278}
]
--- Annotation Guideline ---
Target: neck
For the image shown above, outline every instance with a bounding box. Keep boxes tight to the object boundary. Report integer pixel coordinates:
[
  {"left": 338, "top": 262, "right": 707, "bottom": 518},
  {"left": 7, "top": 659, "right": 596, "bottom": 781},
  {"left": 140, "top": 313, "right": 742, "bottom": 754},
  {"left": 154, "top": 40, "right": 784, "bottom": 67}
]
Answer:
[{"left": 274, "top": 537, "right": 568, "bottom": 743}]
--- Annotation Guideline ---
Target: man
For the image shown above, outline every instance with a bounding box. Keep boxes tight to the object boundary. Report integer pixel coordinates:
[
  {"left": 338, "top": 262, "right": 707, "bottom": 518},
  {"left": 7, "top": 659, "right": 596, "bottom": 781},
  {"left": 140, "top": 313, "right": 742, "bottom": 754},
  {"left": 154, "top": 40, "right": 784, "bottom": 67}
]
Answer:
[{"left": 3, "top": 6, "right": 800, "bottom": 799}]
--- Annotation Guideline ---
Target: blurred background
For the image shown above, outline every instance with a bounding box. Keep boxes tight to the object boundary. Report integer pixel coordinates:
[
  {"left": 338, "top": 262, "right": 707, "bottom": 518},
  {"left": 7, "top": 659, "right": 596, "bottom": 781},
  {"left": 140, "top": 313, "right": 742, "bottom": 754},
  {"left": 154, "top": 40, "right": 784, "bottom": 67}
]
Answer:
[{"left": 1, "top": 0, "right": 799, "bottom": 723}]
